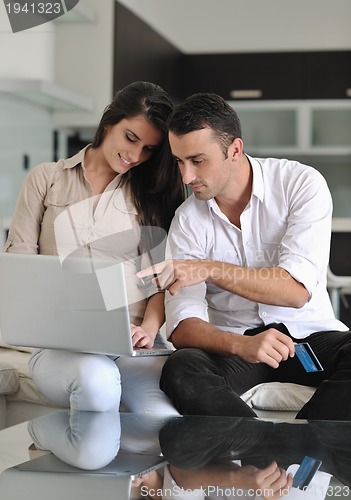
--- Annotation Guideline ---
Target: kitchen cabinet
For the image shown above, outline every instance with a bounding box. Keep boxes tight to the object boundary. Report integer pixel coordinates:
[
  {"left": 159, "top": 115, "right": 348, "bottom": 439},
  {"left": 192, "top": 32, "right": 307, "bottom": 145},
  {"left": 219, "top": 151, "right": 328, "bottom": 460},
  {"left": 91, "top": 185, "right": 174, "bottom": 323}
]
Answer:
[
  {"left": 304, "top": 51, "right": 351, "bottom": 99},
  {"left": 182, "top": 52, "right": 304, "bottom": 100},
  {"left": 230, "top": 100, "right": 351, "bottom": 221},
  {"left": 230, "top": 99, "right": 351, "bottom": 156},
  {"left": 182, "top": 51, "right": 351, "bottom": 102},
  {"left": 311, "top": 101, "right": 351, "bottom": 151},
  {"left": 232, "top": 102, "right": 298, "bottom": 153},
  {"left": 0, "top": 79, "right": 93, "bottom": 112}
]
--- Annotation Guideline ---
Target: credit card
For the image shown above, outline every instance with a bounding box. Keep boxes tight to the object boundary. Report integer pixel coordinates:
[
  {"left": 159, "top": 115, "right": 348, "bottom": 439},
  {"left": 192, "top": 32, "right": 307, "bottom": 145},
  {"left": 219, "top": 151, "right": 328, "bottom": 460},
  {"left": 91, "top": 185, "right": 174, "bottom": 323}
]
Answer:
[
  {"left": 293, "top": 456, "right": 322, "bottom": 489},
  {"left": 295, "top": 343, "right": 324, "bottom": 373}
]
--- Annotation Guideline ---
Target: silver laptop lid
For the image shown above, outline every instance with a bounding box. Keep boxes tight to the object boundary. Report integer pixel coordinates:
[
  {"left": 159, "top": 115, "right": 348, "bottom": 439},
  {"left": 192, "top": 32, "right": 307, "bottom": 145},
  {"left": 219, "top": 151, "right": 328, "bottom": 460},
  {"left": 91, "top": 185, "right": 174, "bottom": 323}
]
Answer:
[{"left": 0, "top": 253, "right": 134, "bottom": 356}]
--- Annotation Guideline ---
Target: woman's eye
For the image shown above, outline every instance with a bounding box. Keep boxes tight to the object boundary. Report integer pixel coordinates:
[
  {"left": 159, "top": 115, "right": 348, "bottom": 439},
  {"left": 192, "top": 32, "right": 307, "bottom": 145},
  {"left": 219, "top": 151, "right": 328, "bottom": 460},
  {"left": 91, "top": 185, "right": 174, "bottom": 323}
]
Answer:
[{"left": 126, "top": 134, "right": 136, "bottom": 143}]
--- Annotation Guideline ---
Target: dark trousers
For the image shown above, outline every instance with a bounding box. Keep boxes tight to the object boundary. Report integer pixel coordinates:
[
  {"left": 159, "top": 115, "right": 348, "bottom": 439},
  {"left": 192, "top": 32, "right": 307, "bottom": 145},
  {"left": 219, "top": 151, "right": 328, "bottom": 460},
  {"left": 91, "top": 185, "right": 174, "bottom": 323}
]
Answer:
[
  {"left": 158, "top": 417, "right": 351, "bottom": 486},
  {"left": 160, "top": 323, "right": 351, "bottom": 420}
]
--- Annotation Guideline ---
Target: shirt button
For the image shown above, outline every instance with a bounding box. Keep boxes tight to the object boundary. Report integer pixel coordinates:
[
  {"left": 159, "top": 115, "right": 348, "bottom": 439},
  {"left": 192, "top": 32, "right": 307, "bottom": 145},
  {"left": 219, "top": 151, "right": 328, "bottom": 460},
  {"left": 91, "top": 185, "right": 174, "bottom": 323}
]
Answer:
[{"left": 262, "top": 312, "right": 267, "bottom": 317}]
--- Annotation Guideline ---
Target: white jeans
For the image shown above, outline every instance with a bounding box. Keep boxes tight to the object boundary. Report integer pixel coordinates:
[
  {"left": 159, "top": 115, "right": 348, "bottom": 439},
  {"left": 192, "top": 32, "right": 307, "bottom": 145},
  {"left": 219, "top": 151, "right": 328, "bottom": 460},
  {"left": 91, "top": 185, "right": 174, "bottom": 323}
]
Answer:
[{"left": 29, "top": 348, "right": 179, "bottom": 415}]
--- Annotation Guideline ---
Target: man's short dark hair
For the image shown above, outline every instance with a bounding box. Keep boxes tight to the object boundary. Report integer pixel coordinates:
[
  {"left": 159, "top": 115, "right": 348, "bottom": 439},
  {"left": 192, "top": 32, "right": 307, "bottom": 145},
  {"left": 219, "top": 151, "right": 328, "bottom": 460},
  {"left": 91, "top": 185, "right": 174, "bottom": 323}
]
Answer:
[{"left": 169, "top": 93, "right": 242, "bottom": 155}]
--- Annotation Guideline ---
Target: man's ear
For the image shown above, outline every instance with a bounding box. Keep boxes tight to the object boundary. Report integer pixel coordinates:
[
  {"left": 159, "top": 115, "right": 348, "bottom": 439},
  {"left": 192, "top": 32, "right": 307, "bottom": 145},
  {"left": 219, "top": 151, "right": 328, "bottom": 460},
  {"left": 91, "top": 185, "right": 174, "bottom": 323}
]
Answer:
[{"left": 227, "top": 137, "right": 244, "bottom": 161}]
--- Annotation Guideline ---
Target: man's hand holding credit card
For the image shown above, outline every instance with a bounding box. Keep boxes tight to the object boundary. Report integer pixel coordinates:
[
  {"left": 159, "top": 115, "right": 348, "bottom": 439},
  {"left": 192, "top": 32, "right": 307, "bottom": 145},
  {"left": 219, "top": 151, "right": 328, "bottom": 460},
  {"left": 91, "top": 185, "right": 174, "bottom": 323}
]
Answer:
[{"left": 295, "top": 343, "right": 324, "bottom": 373}]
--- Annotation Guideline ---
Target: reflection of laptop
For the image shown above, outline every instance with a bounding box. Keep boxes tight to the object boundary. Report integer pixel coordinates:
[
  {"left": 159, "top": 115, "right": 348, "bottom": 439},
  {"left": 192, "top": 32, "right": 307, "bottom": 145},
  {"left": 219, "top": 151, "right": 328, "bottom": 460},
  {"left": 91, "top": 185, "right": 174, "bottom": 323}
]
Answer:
[
  {"left": 0, "top": 452, "right": 165, "bottom": 500},
  {"left": 0, "top": 469, "right": 133, "bottom": 500},
  {"left": 17, "top": 451, "right": 166, "bottom": 479},
  {"left": 0, "top": 253, "right": 173, "bottom": 357}
]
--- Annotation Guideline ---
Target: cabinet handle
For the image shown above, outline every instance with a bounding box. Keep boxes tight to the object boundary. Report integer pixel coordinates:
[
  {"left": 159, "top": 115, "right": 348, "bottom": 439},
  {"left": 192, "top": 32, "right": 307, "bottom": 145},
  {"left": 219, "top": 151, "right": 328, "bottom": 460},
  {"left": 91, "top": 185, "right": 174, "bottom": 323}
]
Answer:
[
  {"left": 346, "top": 88, "right": 351, "bottom": 98},
  {"left": 229, "top": 89, "right": 263, "bottom": 99}
]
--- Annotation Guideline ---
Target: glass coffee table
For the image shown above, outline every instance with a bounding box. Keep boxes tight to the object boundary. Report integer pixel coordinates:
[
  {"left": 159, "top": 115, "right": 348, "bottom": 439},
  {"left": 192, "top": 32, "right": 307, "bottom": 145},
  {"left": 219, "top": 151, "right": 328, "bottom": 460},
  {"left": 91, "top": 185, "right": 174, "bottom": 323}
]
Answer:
[{"left": 0, "top": 411, "right": 350, "bottom": 499}]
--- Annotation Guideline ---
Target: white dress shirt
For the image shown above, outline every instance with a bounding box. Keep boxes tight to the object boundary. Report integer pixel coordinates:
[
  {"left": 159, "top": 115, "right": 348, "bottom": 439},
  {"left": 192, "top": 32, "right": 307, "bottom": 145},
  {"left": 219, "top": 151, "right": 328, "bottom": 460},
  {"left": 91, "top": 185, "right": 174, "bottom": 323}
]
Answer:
[{"left": 166, "top": 155, "right": 348, "bottom": 340}]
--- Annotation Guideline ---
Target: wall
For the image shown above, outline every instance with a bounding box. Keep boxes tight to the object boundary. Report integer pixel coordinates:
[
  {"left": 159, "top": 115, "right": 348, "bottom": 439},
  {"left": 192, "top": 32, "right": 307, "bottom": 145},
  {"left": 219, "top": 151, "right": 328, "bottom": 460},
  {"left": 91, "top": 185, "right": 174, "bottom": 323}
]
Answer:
[
  {"left": 0, "top": 2, "right": 55, "bottom": 81},
  {"left": 0, "top": 3, "right": 55, "bottom": 224},
  {"left": 0, "top": 1, "right": 111, "bottom": 223},
  {"left": 116, "top": 0, "right": 351, "bottom": 54},
  {"left": 113, "top": 2, "right": 183, "bottom": 102},
  {"left": 0, "top": 96, "right": 53, "bottom": 216},
  {"left": 53, "top": 0, "right": 115, "bottom": 129}
]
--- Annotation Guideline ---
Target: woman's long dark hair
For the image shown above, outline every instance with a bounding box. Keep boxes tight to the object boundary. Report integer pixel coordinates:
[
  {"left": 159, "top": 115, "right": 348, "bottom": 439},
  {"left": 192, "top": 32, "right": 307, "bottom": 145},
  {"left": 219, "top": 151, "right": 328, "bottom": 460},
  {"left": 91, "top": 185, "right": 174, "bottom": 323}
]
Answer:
[{"left": 92, "top": 81, "right": 185, "bottom": 232}]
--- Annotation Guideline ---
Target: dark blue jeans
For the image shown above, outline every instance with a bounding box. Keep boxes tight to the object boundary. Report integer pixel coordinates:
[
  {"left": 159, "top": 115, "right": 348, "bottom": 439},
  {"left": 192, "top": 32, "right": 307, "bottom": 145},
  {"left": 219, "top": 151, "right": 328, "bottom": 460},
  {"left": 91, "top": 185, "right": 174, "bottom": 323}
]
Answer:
[{"left": 160, "top": 323, "right": 351, "bottom": 420}]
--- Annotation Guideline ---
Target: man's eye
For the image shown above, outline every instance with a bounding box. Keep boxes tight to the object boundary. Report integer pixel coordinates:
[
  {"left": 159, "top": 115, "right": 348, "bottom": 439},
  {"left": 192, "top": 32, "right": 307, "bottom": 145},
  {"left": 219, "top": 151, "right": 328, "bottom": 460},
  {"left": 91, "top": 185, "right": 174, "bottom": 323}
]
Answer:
[{"left": 193, "top": 160, "right": 203, "bottom": 165}]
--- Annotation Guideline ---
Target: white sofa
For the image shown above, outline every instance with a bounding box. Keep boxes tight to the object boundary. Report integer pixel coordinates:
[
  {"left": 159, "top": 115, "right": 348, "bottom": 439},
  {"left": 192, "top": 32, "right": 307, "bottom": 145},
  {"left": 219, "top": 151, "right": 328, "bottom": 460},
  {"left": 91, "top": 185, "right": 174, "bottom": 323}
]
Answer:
[
  {"left": 0, "top": 343, "right": 62, "bottom": 430},
  {"left": 0, "top": 327, "right": 317, "bottom": 430}
]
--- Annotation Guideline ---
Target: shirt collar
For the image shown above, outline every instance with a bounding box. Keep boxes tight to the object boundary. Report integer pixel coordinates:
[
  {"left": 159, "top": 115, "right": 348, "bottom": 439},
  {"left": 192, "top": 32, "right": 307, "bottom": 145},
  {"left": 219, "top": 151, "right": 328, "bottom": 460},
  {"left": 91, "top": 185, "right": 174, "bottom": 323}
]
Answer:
[
  {"left": 62, "top": 146, "right": 133, "bottom": 209},
  {"left": 206, "top": 154, "right": 264, "bottom": 217},
  {"left": 247, "top": 154, "right": 264, "bottom": 202},
  {"left": 62, "top": 145, "right": 90, "bottom": 170}
]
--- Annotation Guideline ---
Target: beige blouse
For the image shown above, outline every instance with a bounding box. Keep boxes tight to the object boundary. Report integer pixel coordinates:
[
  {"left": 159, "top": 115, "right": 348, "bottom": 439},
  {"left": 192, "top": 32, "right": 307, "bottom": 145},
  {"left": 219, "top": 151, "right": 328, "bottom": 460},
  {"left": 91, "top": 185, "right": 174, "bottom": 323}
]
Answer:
[{"left": 5, "top": 147, "right": 163, "bottom": 324}]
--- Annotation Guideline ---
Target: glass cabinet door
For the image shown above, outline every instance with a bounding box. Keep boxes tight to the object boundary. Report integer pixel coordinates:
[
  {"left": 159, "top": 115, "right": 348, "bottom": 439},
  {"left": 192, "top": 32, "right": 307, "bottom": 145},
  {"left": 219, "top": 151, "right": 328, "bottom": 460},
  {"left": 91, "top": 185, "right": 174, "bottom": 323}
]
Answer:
[{"left": 312, "top": 106, "right": 351, "bottom": 149}]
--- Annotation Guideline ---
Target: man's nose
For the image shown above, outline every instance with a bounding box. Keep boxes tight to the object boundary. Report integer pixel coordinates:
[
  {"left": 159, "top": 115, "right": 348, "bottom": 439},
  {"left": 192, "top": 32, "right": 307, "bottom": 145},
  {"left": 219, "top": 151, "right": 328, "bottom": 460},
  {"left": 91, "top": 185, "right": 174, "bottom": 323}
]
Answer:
[{"left": 180, "top": 164, "right": 196, "bottom": 185}]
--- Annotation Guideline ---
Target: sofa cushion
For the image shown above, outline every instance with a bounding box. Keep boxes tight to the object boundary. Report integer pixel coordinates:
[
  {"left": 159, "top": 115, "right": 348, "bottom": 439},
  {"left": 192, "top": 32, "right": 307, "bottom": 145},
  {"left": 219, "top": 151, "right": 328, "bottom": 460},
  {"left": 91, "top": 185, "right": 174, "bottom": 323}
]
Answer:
[
  {"left": 0, "top": 348, "right": 55, "bottom": 406},
  {"left": 0, "top": 362, "right": 19, "bottom": 395},
  {"left": 241, "top": 382, "right": 316, "bottom": 411},
  {"left": 0, "top": 327, "right": 34, "bottom": 353}
]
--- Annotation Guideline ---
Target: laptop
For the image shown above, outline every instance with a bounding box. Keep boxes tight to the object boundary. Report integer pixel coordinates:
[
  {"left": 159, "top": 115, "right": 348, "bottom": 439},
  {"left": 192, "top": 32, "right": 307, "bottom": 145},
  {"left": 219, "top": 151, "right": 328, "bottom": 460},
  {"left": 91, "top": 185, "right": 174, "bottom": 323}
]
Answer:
[{"left": 0, "top": 253, "right": 173, "bottom": 357}]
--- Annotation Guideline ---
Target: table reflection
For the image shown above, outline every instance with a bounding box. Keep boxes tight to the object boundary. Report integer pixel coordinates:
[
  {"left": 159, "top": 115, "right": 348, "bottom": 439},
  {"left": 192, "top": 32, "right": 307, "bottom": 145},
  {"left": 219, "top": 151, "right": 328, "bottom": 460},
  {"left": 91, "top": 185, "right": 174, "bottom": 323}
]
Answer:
[
  {"left": 28, "top": 410, "right": 170, "bottom": 466},
  {"left": 0, "top": 410, "right": 170, "bottom": 500},
  {"left": 28, "top": 410, "right": 121, "bottom": 469},
  {"left": 158, "top": 417, "right": 351, "bottom": 499},
  {"left": 1, "top": 413, "right": 351, "bottom": 500}
]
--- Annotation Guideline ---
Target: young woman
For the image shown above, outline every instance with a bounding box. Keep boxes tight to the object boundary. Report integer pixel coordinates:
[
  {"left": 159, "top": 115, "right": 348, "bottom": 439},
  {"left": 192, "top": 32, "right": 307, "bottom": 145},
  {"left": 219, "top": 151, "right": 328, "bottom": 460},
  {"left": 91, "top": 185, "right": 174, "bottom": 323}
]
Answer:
[{"left": 4, "top": 81, "right": 185, "bottom": 414}]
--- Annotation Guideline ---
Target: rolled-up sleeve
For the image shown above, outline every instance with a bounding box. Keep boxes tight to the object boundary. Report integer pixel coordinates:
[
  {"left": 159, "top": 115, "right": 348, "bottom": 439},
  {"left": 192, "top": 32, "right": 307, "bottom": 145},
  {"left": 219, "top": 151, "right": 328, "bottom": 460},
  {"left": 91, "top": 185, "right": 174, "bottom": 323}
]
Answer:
[
  {"left": 277, "top": 168, "right": 333, "bottom": 297},
  {"left": 165, "top": 208, "right": 210, "bottom": 338},
  {"left": 165, "top": 284, "right": 208, "bottom": 338},
  {"left": 4, "top": 164, "right": 50, "bottom": 254}
]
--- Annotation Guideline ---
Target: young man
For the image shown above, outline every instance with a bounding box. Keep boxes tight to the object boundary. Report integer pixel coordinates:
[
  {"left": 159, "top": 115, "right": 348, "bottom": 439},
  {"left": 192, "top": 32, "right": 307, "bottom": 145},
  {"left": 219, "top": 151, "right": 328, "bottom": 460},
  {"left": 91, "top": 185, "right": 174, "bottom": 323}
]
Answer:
[{"left": 138, "top": 93, "right": 351, "bottom": 420}]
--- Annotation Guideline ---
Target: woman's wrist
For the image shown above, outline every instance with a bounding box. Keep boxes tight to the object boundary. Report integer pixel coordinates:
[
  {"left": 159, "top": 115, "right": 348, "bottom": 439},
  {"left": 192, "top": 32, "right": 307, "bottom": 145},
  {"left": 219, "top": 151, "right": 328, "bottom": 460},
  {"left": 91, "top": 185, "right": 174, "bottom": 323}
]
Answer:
[{"left": 140, "top": 321, "right": 159, "bottom": 340}]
